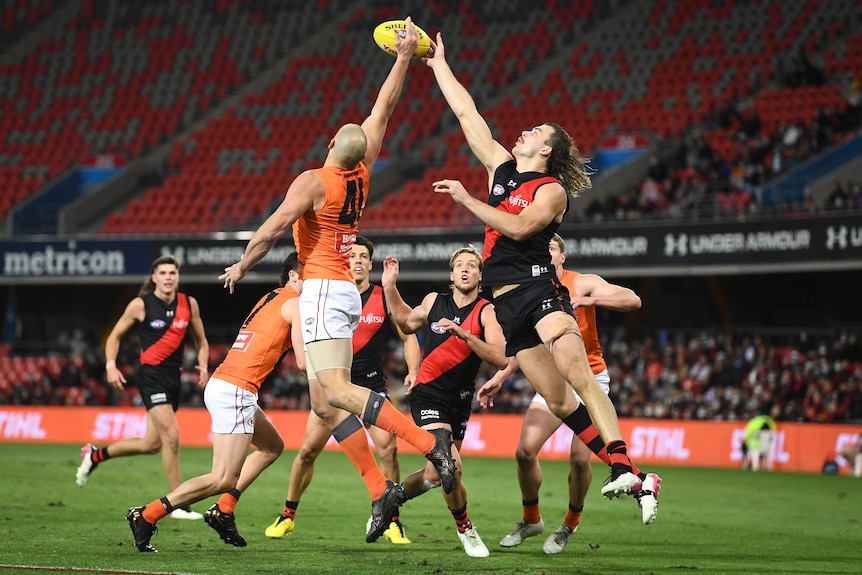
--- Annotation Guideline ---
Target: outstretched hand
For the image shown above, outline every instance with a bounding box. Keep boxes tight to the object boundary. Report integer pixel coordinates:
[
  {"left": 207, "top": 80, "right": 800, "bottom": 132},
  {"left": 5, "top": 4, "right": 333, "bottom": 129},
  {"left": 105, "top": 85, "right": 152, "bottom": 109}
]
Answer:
[
  {"left": 219, "top": 256, "right": 246, "bottom": 294},
  {"left": 432, "top": 179, "right": 471, "bottom": 205},
  {"left": 423, "top": 32, "right": 445, "bottom": 67},
  {"left": 476, "top": 375, "right": 503, "bottom": 409},
  {"left": 381, "top": 255, "right": 400, "bottom": 288},
  {"left": 395, "top": 15, "right": 420, "bottom": 59}
]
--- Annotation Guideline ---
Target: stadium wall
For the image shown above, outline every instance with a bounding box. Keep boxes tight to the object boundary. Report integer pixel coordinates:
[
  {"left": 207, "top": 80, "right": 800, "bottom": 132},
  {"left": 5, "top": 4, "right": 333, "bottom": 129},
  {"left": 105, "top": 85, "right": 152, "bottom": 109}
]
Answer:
[{"left": 2, "top": 406, "right": 859, "bottom": 475}]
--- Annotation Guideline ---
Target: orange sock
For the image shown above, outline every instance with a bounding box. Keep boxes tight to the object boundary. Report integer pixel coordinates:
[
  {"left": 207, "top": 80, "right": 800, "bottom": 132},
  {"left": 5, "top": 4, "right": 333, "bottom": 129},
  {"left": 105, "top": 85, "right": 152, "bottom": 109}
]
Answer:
[
  {"left": 523, "top": 499, "right": 541, "bottom": 524},
  {"left": 217, "top": 490, "right": 239, "bottom": 514},
  {"left": 564, "top": 505, "right": 583, "bottom": 530},
  {"left": 141, "top": 499, "right": 169, "bottom": 524},
  {"left": 368, "top": 399, "right": 435, "bottom": 455},
  {"left": 333, "top": 415, "right": 387, "bottom": 500}
]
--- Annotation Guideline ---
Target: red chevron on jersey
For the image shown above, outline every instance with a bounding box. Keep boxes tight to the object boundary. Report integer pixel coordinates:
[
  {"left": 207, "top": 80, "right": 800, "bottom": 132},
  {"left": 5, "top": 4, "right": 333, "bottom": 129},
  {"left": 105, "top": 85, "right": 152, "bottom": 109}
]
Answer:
[
  {"left": 353, "top": 285, "right": 387, "bottom": 354},
  {"left": 415, "top": 297, "right": 488, "bottom": 385},
  {"left": 140, "top": 293, "right": 190, "bottom": 366}
]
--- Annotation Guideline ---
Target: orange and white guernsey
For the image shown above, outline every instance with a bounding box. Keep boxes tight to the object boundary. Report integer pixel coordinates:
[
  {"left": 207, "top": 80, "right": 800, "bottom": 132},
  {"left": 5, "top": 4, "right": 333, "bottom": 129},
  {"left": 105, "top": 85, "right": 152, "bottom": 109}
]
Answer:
[
  {"left": 292, "top": 163, "right": 370, "bottom": 281},
  {"left": 212, "top": 285, "right": 300, "bottom": 394},
  {"left": 558, "top": 269, "right": 607, "bottom": 375}
]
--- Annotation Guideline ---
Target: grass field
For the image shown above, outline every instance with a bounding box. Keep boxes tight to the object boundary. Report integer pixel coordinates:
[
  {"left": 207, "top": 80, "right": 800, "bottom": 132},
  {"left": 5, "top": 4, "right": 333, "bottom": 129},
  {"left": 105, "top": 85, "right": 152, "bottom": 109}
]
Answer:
[{"left": 0, "top": 443, "right": 859, "bottom": 575}]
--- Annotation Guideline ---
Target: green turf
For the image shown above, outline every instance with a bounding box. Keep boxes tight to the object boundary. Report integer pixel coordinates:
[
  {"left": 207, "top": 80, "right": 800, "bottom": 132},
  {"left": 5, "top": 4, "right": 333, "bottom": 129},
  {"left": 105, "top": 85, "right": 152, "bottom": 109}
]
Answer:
[{"left": 0, "top": 443, "right": 858, "bottom": 575}]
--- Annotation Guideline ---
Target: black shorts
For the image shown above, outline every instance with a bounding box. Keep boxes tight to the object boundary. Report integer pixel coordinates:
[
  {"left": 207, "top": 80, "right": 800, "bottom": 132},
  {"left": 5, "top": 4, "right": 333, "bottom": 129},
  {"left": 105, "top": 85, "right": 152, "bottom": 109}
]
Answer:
[
  {"left": 493, "top": 278, "right": 573, "bottom": 356},
  {"left": 352, "top": 371, "right": 389, "bottom": 398},
  {"left": 409, "top": 383, "right": 472, "bottom": 441},
  {"left": 137, "top": 364, "right": 181, "bottom": 411}
]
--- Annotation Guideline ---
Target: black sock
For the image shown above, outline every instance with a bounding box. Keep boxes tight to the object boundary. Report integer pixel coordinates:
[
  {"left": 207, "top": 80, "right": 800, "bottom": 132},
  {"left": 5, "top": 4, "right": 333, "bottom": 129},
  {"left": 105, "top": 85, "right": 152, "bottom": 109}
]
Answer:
[{"left": 159, "top": 496, "right": 174, "bottom": 514}]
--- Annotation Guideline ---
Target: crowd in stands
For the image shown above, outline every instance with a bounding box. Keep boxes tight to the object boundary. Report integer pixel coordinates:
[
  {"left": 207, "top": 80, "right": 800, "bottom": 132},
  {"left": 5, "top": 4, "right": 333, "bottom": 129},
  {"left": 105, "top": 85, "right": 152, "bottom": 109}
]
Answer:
[
  {"left": 583, "top": 77, "right": 862, "bottom": 222},
  {"left": 3, "top": 328, "right": 860, "bottom": 425}
]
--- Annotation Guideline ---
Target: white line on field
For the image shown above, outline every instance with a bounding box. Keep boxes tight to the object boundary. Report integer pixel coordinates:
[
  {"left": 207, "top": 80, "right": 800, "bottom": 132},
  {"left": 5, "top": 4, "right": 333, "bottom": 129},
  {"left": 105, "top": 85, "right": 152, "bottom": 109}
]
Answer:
[{"left": 0, "top": 565, "right": 209, "bottom": 575}]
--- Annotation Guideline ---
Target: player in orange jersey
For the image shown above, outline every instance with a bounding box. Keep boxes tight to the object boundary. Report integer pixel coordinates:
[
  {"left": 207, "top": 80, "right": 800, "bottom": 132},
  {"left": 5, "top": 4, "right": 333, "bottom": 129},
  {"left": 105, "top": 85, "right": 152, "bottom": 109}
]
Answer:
[
  {"left": 479, "top": 234, "right": 657, "bottom": 555},
  {"left": 77, "top": 254, "right": 209, "bottom": 520},
  {"left": 265, "top": 235, "right": 421, "bottom": 544},
  {"left": 126, "top": 253, "right": 305, "bottom": 552},
  {"left": 219, "top": 17, "right": 456, "bottom": 544}
]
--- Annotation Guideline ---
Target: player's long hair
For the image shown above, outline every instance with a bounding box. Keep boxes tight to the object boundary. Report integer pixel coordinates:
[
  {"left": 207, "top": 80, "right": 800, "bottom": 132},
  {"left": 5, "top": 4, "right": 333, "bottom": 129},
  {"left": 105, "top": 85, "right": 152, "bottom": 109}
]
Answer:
[
  {"left": 138, "top": 255, "right": 180, "bottom": 296},
  {"left": 279, "top": 251, "right": 299, "bottom": 287},
  {"left": 544, "top": 122, "right": 593, "bottom": 198}
]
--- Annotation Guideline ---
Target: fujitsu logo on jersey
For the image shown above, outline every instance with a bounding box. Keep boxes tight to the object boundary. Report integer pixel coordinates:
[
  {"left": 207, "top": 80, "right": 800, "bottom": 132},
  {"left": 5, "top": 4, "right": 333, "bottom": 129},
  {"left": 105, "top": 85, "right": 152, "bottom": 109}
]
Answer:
[
  {"left": 508, "top": 193, "right": 530, "bottom": 208},
  {"left": 360, "top": 312, "right": 385, "bottom": 324},
  {"left": 172, "top": 318, "right": 188, "bottom": 329}
]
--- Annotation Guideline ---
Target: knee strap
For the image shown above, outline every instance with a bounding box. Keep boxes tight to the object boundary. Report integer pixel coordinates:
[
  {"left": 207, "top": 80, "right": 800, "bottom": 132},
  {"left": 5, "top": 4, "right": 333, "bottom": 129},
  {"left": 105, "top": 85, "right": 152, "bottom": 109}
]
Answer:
[
  {"left": 541, "top": 315, "right": 582, "bottom": 354},
  {"left": 331, "top": 415, "right": 363, "bottom": 442},
  {"left": 362, "top": 393, "right": 385, "bottom": 425}
]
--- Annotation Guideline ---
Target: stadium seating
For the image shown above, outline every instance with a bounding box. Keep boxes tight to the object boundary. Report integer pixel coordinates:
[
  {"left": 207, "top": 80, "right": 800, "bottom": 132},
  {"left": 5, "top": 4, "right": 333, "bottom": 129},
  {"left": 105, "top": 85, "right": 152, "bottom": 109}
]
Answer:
[
  {"left": 2, "top": 0, "right": 860, "bottom": 229},
  {"left": 0, "top": 0, "right": 352, "bottom": 221}
]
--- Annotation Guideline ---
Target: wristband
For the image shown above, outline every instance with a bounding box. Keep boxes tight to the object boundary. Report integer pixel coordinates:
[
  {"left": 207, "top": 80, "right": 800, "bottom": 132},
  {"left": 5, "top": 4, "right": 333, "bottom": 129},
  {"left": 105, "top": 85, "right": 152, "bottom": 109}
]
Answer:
[{"left": 105, "top": 361, "right": 116, "bottom": 370}]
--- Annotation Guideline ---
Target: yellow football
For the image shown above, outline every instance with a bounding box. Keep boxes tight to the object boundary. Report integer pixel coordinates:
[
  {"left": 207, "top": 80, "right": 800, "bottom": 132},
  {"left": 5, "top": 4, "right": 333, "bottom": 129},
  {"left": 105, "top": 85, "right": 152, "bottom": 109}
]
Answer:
[{"left": 372, "top": 20, "right": 432, "bottom": 59}]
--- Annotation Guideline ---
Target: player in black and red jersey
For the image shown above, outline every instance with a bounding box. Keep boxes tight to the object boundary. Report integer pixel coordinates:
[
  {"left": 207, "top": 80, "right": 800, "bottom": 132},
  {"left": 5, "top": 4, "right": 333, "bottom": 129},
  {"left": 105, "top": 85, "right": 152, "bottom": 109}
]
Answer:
[
  {"left": 265, "top": 236, "right": 421, "bottom": 544},
  {"left": 381, "top": 246, "right": 507, "bottom": 558},
  {"left": 76, "top": 255, "right": 210, "bottom": 520},
  {"left": 424, "top": 34, "right": 659, "bottom": 507}
]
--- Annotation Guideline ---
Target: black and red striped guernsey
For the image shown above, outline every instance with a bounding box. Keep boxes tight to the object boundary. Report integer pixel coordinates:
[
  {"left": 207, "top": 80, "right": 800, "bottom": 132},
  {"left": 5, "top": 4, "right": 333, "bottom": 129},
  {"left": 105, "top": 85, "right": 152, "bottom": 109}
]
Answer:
[
  {"left": 138, "top": 292, "right": 190, "bottom": 370},
  {"left": 352, "top": 284, "right": 393, "bottom": 379},
  {"left": 482, "top": 159, "right": 567, "bottom": 287},
  {"left": 414, "top": 293, "right": 490, "bottom": 394}
]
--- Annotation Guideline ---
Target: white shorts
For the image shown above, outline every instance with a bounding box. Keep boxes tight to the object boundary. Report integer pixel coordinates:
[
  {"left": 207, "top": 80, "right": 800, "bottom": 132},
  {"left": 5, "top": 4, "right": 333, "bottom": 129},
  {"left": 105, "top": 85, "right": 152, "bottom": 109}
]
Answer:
[
  {"left": 204, "top": 377, "right": 259, "bottom": 434},
  {"left": 532, "top": 369, "right": 610, "bottom": 407},
  {"left": 299, "top": 278, "right": 361, "bottom": 344}
]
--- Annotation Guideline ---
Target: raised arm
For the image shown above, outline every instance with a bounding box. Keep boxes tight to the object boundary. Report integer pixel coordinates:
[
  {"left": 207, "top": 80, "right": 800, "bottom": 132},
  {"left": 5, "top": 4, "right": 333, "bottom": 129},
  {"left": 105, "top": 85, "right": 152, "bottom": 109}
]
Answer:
[
  {"left": 219, "top": 171, "right": 320, "bottom": 292},
  {"left": 571, "top": 273, "right": 642, "bottom": 312},
  {"left": 361, "top": 16, "right": 419, "bottom": 171},
  {"left": 425, "top": 32, "right": 511, "bottom": 174},
  {"left": 381, "top": 255, "right": 434, "bottom": 334}
]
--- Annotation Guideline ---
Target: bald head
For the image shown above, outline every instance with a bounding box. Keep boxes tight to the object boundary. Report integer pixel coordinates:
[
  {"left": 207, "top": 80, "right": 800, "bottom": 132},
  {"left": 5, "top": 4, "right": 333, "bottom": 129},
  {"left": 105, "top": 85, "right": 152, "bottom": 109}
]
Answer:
[{"left": 332, "top": 123, "right": 368, "bottom": 168}]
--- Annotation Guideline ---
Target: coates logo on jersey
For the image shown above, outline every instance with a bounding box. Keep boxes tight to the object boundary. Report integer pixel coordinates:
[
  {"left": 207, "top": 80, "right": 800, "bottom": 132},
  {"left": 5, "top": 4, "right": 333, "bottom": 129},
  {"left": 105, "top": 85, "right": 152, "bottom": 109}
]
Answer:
[
  {"left": 492, "top": 183, "right": 506, "bottom": 196},
  {"left": 149, "top": 319, "right": 166, "bottom": 329},
  {"left": 430, "top": 322, "right": 448, "bottom": 334},
  {"left": 172, "top": 318, "right": 189, "bottom": 330}
]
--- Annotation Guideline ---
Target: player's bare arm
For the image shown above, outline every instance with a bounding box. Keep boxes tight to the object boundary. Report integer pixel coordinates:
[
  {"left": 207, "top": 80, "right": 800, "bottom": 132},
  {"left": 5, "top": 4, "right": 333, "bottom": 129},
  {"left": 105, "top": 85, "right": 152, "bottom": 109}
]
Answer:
[
  {"left": 220, "top": 171, "right": 320, "bottom": 292},
  {"left": 104, "top": 297, "right": 145, "bottom": 390},
  {"left": 425, "top": 33, "right": 511, "bottom": 174},
  {"left": 380, "top": 255, "right": 434, "bottom": 334},
  {"left": 188, "top": 296, "right": 210, "bottom": 387},
  {"left": 393, "top": 322, "right": 421, "bottom": 389},
  {"left": 437, "top": 305, "right": 507, "bottom": 371},
  {"left": 282, "top": 297, "right": 306, "bottom": 373},
  {"left": 361, "top": 16, "right": 418, "bottom": 171},
  {"left": 571, "top": 274, "right": 642, "bottom": 312},
  {"left": 432, "top": 179, "right": 566, "bottom": 241},
  {"left": 477, "top": 356, "right": 520, "bottom": 409}
]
